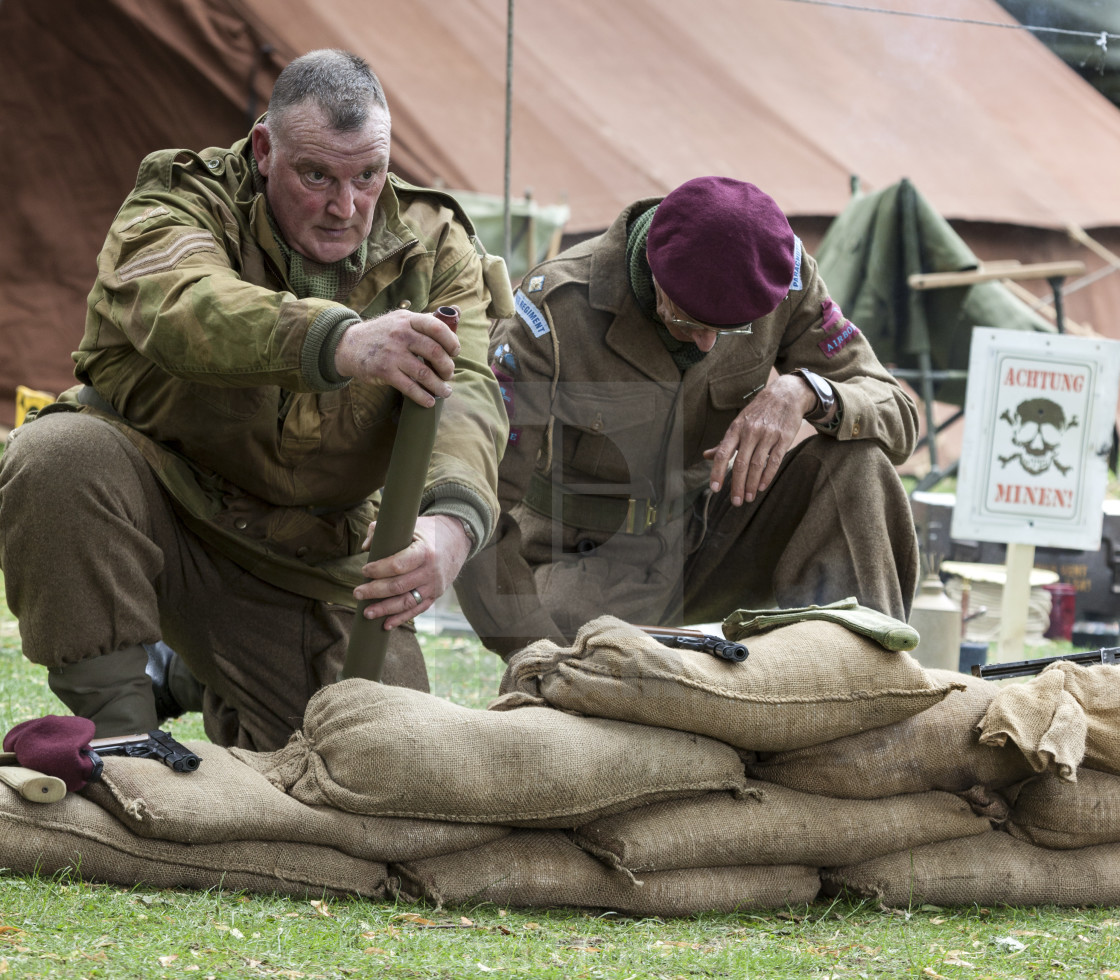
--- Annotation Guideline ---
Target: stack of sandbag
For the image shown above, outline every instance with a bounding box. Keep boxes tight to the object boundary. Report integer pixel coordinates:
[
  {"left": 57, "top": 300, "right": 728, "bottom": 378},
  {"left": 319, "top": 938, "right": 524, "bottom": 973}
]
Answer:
[
  {"left": 7, "top": 612, "right": 1119, "bottom": 912},
  {"left": 462, "top": 614, "right": 992, "bottom": 910},
  {"left": 386, "top": 613, "right": 967, "bottom": 911},
  {"left": 817, "top": 661, "right": 1120, "bottom": 906},
  {"left": 246, "top": 675, "right": 822, "bottom": 915},
  {"left": 0, "top": 739, "right": 507, "bottom": 899}
]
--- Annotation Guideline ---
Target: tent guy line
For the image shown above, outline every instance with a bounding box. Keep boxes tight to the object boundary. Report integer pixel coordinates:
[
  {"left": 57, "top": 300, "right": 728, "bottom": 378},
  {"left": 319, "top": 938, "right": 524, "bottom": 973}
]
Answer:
[{"left": 780, "top": 0, "right": 1120, "bottom": 45}]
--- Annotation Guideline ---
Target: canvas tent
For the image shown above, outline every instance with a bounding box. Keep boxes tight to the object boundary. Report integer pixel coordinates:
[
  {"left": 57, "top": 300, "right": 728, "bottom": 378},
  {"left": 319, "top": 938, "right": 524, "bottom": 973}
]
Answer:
[{"left": 4, "top": 0, "right": 1120, "bottom": 426}]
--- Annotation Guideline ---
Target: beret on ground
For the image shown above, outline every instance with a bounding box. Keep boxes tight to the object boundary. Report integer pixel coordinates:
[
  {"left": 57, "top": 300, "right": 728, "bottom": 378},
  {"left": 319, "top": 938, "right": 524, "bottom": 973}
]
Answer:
[
  {"left": 647, "top": 175, "right": 796, "bottom": 326},
  {"left": 4, "top": 714, "right": 97, "bottom": 792}
]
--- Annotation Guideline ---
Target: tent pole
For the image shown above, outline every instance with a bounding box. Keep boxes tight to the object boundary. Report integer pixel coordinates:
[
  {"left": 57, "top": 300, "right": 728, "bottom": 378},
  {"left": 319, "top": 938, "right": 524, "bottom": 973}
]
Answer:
[{"left": 503, "top": 0, "right": 515, "bottom": 264}]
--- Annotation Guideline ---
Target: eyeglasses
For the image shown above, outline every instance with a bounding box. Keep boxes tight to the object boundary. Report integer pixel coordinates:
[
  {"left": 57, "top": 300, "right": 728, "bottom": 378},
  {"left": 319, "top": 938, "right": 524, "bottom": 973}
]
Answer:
[{"left": 653, "top": 279, "right": 753, "bottom": 336}]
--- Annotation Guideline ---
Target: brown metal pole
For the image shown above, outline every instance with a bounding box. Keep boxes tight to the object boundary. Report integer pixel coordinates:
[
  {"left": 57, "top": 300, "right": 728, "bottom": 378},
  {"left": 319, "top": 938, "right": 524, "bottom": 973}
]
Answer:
[{"left": 340, "top": 306, "right": 460, "bottom": 682}]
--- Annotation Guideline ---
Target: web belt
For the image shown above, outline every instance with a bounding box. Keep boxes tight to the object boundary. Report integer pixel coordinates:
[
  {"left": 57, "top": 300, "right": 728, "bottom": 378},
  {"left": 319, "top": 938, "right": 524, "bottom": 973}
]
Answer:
[{"left": 524, "top": 471, "right": 703, "bottom": 535}]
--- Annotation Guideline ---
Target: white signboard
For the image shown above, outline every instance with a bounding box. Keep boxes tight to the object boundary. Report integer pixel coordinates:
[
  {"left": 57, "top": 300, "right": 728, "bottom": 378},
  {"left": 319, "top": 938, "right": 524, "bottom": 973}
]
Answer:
[{"left": 952, "top": 328, "right": 1120, "bottom": 551}]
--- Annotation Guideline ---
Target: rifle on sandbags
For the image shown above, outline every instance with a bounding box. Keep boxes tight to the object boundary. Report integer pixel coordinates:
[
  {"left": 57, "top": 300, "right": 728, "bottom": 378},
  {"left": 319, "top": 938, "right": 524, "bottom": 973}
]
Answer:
[{"left": 973, "top": 646, "right": 1120, "bottom": 680}]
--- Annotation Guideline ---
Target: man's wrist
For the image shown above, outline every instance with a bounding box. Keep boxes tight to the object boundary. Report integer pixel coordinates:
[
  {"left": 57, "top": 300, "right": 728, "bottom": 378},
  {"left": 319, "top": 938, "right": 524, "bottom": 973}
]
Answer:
[{"left": 792, "top": 368, "right": 836, "bottom": 424}]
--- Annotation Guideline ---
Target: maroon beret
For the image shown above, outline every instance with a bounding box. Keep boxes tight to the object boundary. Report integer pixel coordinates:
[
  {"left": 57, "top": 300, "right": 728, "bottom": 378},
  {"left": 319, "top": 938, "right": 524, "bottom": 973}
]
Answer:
[
  {"left": 4, "top": 715, "right": 97, "bottom": 792},
  {"left": 646, "top": 176, "right": 796, "bottom": 326}
]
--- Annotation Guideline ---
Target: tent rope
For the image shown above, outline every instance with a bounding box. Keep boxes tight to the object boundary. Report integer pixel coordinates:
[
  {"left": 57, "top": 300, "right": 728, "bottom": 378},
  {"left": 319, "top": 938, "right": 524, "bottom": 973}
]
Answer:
[{"left": 780, "top": 0, "right": 1120, "bottom": 45}]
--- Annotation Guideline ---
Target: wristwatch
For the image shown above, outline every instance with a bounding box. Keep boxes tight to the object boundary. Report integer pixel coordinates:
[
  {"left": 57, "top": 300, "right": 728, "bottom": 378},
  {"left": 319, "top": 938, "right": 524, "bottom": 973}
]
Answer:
[{"left": 792, "top": 369, "right": 836, "bottom": 424}]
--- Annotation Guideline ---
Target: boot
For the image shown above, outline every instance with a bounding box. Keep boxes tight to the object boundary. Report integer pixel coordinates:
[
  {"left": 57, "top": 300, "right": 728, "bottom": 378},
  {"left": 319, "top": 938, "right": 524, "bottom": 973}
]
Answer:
[{"left": 143, "top": 641, "right": 205, "bottom": 723}]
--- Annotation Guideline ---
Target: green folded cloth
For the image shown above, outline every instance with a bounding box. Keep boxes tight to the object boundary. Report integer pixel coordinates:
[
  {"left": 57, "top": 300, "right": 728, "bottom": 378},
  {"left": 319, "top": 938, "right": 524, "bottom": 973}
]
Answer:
[{"left": 721, "top": 597, "right": 919, "bottom": 652}]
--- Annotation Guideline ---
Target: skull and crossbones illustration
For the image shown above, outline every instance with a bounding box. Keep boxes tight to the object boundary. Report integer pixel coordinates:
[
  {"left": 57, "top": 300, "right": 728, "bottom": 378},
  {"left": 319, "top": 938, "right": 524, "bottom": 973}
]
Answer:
[{"left": 998, "top": 397, "right": 1078, "bottom": 476}]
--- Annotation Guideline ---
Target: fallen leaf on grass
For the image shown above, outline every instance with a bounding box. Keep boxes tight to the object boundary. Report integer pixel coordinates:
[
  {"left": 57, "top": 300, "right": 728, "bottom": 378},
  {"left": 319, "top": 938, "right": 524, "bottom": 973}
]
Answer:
[
  {"left": 654, "top": 941, "right": 700, "bottom": 950},
  {"left": 309, "top": 901, "right": 333, "bottom": 918},
  {"left": 159, "top": 955, "right": 179, "bottom": 967},
  {"left": 943, "top": 955, "right": 975, "bottom": 968},
  {"left": 363, "top": 947, "right": 393, "bottom": 956},
  {"left": 0, "top": 960, "right": 8, "bottom": 975},
  {"left": 561, "top": 938, "right": 602, "bottom": 952},
  {"left": 921, "top": 969, "right": 948, "bottom": 979},
  {"left": 1101, "top": 971, "right": 1120, "bottom": 979},
  {"left": 392, "top": 913, "right": 436, "bottom": 926},
  {"left": 0, "top": 929, "right": 21, "bottom": 938}
]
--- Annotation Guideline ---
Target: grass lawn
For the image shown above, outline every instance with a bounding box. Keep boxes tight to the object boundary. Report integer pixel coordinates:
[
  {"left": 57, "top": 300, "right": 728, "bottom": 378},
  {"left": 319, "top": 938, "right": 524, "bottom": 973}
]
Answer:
[{"left": 1, "top": 597, "right": 1119, "bottom": 978}]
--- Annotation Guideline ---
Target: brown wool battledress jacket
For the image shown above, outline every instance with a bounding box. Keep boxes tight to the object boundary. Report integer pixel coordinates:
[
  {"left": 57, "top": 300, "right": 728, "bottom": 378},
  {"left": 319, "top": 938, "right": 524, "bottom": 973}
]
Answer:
[
  {"left": 65, "top": 133, "right": 508, "bottom": 607},
  {"left": 455, "top": 198, "right": 919, "bottom": 653}
]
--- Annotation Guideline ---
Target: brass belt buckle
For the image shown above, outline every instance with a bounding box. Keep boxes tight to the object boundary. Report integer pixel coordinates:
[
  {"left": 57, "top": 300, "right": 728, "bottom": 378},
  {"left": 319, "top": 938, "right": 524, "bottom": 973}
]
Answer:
[{"left": 624, "top": 498, "right": 657, "bottom": 534}]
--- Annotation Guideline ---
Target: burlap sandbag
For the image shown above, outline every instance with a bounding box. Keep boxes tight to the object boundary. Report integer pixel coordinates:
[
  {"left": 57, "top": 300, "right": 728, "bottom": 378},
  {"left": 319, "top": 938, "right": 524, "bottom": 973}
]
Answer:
[
  {"left": 1005, "top": 768, "right": 1120, "bottom": 849},
  {"left": 749, "top": 669, "right": 1035, "bottom": 798},
  {"left": 390, "top": 829, "right": 820, "bottom": 916},
  {"left": 822, "top": 831, "right": 1120, "bottom": 906},
  {"left": 977, "top": 661, "right": 1120, "bottom": 781},
  {"left": 260, "top": 679, "right": 751, "bottom": 826},
  {"left": 492, "top": 616, "right": 961, "bottom": 752},
  {"left": 0, "top": 783, "right": 387, "bottom": 899},
  {"left": 573, "top": 779, "right": 995, "bottom": 875},
  {"left": 81, "top": 741, "right": 508, "bottom": 861}
]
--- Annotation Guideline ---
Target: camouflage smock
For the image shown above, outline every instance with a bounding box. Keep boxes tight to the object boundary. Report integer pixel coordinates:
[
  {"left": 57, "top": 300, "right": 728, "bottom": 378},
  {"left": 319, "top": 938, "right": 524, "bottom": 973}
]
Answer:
[{"left": 69, "top": 133, "right": 508, "bottom": 607}]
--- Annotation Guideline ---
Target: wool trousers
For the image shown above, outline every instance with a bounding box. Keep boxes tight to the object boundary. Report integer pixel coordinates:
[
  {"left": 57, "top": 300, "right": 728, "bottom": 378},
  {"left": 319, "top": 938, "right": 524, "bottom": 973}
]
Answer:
[
  {"left": 0, "top": 412, "right": 427, "bottom": 750},
  {"left": 682, "top": 436, "right": 919, "bottom": 626}
]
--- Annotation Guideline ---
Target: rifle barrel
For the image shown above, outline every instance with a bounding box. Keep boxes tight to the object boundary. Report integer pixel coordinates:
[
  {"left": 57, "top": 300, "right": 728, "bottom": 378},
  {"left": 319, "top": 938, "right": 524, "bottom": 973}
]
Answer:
[{"left": 974, "top": 646, "right": 1120, "bottom": 680}]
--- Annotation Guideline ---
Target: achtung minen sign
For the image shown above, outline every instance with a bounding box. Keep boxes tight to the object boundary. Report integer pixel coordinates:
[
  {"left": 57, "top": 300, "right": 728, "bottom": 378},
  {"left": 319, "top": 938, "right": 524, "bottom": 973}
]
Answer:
[{"left": 952, "top": 328, "right": 1120, "bottom": 551}]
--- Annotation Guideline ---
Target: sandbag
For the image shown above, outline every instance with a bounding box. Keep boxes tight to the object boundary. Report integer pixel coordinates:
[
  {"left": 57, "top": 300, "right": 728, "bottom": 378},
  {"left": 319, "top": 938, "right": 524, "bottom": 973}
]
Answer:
[
  {"left": 390, "top": 829, "right": 820, "bottom": 916},
  {"left": 83, "top": 741, "right": 508, "bottom": 861},
  {"left": 1005, "top": 767, "right": 1120, "bottom": 849},
  {"left": 977, "top": 661, "right": 1120, "bottom": 781},
  {"left": 822, "top": 831, "right": 1120, "bottom": 907},
  {"left": 259, "top": 679, "right": 752, "bottom": 826},
  {"left": 574, "top": 779, "right": 995, "bottom": 875},
  {"left": 493, "top": 616, "right": 961, "bottom": 752},
  {"left": 749, "top": 668, "right": 1035, "bottom": 797},
  {"left": 0, "top": 783, "right": 388, "bottom": 899}
]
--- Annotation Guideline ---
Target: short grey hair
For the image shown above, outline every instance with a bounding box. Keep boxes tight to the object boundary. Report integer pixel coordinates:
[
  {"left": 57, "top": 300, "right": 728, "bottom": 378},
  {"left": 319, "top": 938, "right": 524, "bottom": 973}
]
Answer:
[{"left": 268, "top": 49, "right": 388, "bottom": 132}]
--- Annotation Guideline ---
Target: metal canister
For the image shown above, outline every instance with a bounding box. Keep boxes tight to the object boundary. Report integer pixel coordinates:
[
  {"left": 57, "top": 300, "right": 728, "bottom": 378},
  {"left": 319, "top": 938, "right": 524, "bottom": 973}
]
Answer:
[{"left": 908, "top": 575, "right": 963, "bottom": 672}]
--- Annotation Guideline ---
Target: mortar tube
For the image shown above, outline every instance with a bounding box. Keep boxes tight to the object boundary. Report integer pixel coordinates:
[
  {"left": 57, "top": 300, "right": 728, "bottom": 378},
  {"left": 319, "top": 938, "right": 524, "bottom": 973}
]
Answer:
[{"left": 340, "top": 306, "right": 460, "bottom": 682}]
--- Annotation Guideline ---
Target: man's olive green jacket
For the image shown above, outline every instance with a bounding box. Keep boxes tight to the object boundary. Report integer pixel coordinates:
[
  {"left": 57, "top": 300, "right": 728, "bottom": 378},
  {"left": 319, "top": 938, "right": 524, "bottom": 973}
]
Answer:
[{"left": 66, "top": 133, "right": 509, "bottom": 606}]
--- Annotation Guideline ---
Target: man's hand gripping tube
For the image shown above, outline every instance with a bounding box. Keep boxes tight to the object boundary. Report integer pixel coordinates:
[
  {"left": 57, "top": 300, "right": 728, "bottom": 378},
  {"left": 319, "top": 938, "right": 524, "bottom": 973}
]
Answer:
[{"left": 340, "top": 306, "right": 460, "bottom": 682}]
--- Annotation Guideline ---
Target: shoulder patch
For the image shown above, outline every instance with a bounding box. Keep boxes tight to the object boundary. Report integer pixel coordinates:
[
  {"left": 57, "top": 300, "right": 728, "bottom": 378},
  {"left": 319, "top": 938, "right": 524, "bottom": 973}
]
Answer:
[
  {"left": 514, "top": 289, "right": 550, "bottom": 338},
  {"left": 117, "top": 230, "right": 216, "bottom": 283},
  {"left": 790, "top": 236, "right": 803, "bottom": 292},
  {"left": 527, "top": 275, "right": 545, "bottom": 293}
]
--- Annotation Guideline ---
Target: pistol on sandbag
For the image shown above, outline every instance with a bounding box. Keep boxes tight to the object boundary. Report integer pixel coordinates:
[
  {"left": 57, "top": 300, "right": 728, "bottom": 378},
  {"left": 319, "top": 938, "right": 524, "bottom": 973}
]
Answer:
[
  {"left": 973, "top": 646, "right": 1120, "bottom": 680},
  {"left": 639, "top": 625, "right": 749, "bottom": 663},
  {"left": 86, "top": 729, "right": 202, "bottom": 780}
]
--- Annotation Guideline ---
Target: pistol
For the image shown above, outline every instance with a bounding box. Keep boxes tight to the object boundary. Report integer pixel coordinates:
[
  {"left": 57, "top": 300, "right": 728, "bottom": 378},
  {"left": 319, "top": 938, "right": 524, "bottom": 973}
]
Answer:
[
  {"left": 639, "top": 626, "right": 749, "bottom": 663},
  {"left": 85, "top": 729, "right": 202, "bottom": 780}
]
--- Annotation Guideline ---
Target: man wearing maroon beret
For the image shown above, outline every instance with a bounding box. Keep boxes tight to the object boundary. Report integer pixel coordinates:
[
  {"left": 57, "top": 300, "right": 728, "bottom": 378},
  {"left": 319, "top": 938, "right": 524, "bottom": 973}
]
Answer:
[{"left": 456, "top": 176, "right": 920, "bottom": 658}]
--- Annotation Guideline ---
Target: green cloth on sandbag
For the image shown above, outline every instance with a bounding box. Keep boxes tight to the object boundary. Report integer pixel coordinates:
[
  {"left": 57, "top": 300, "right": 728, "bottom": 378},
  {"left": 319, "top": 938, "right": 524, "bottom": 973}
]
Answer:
[{"left": 722, "top": 596, "right": 919, "bottom": 652}]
